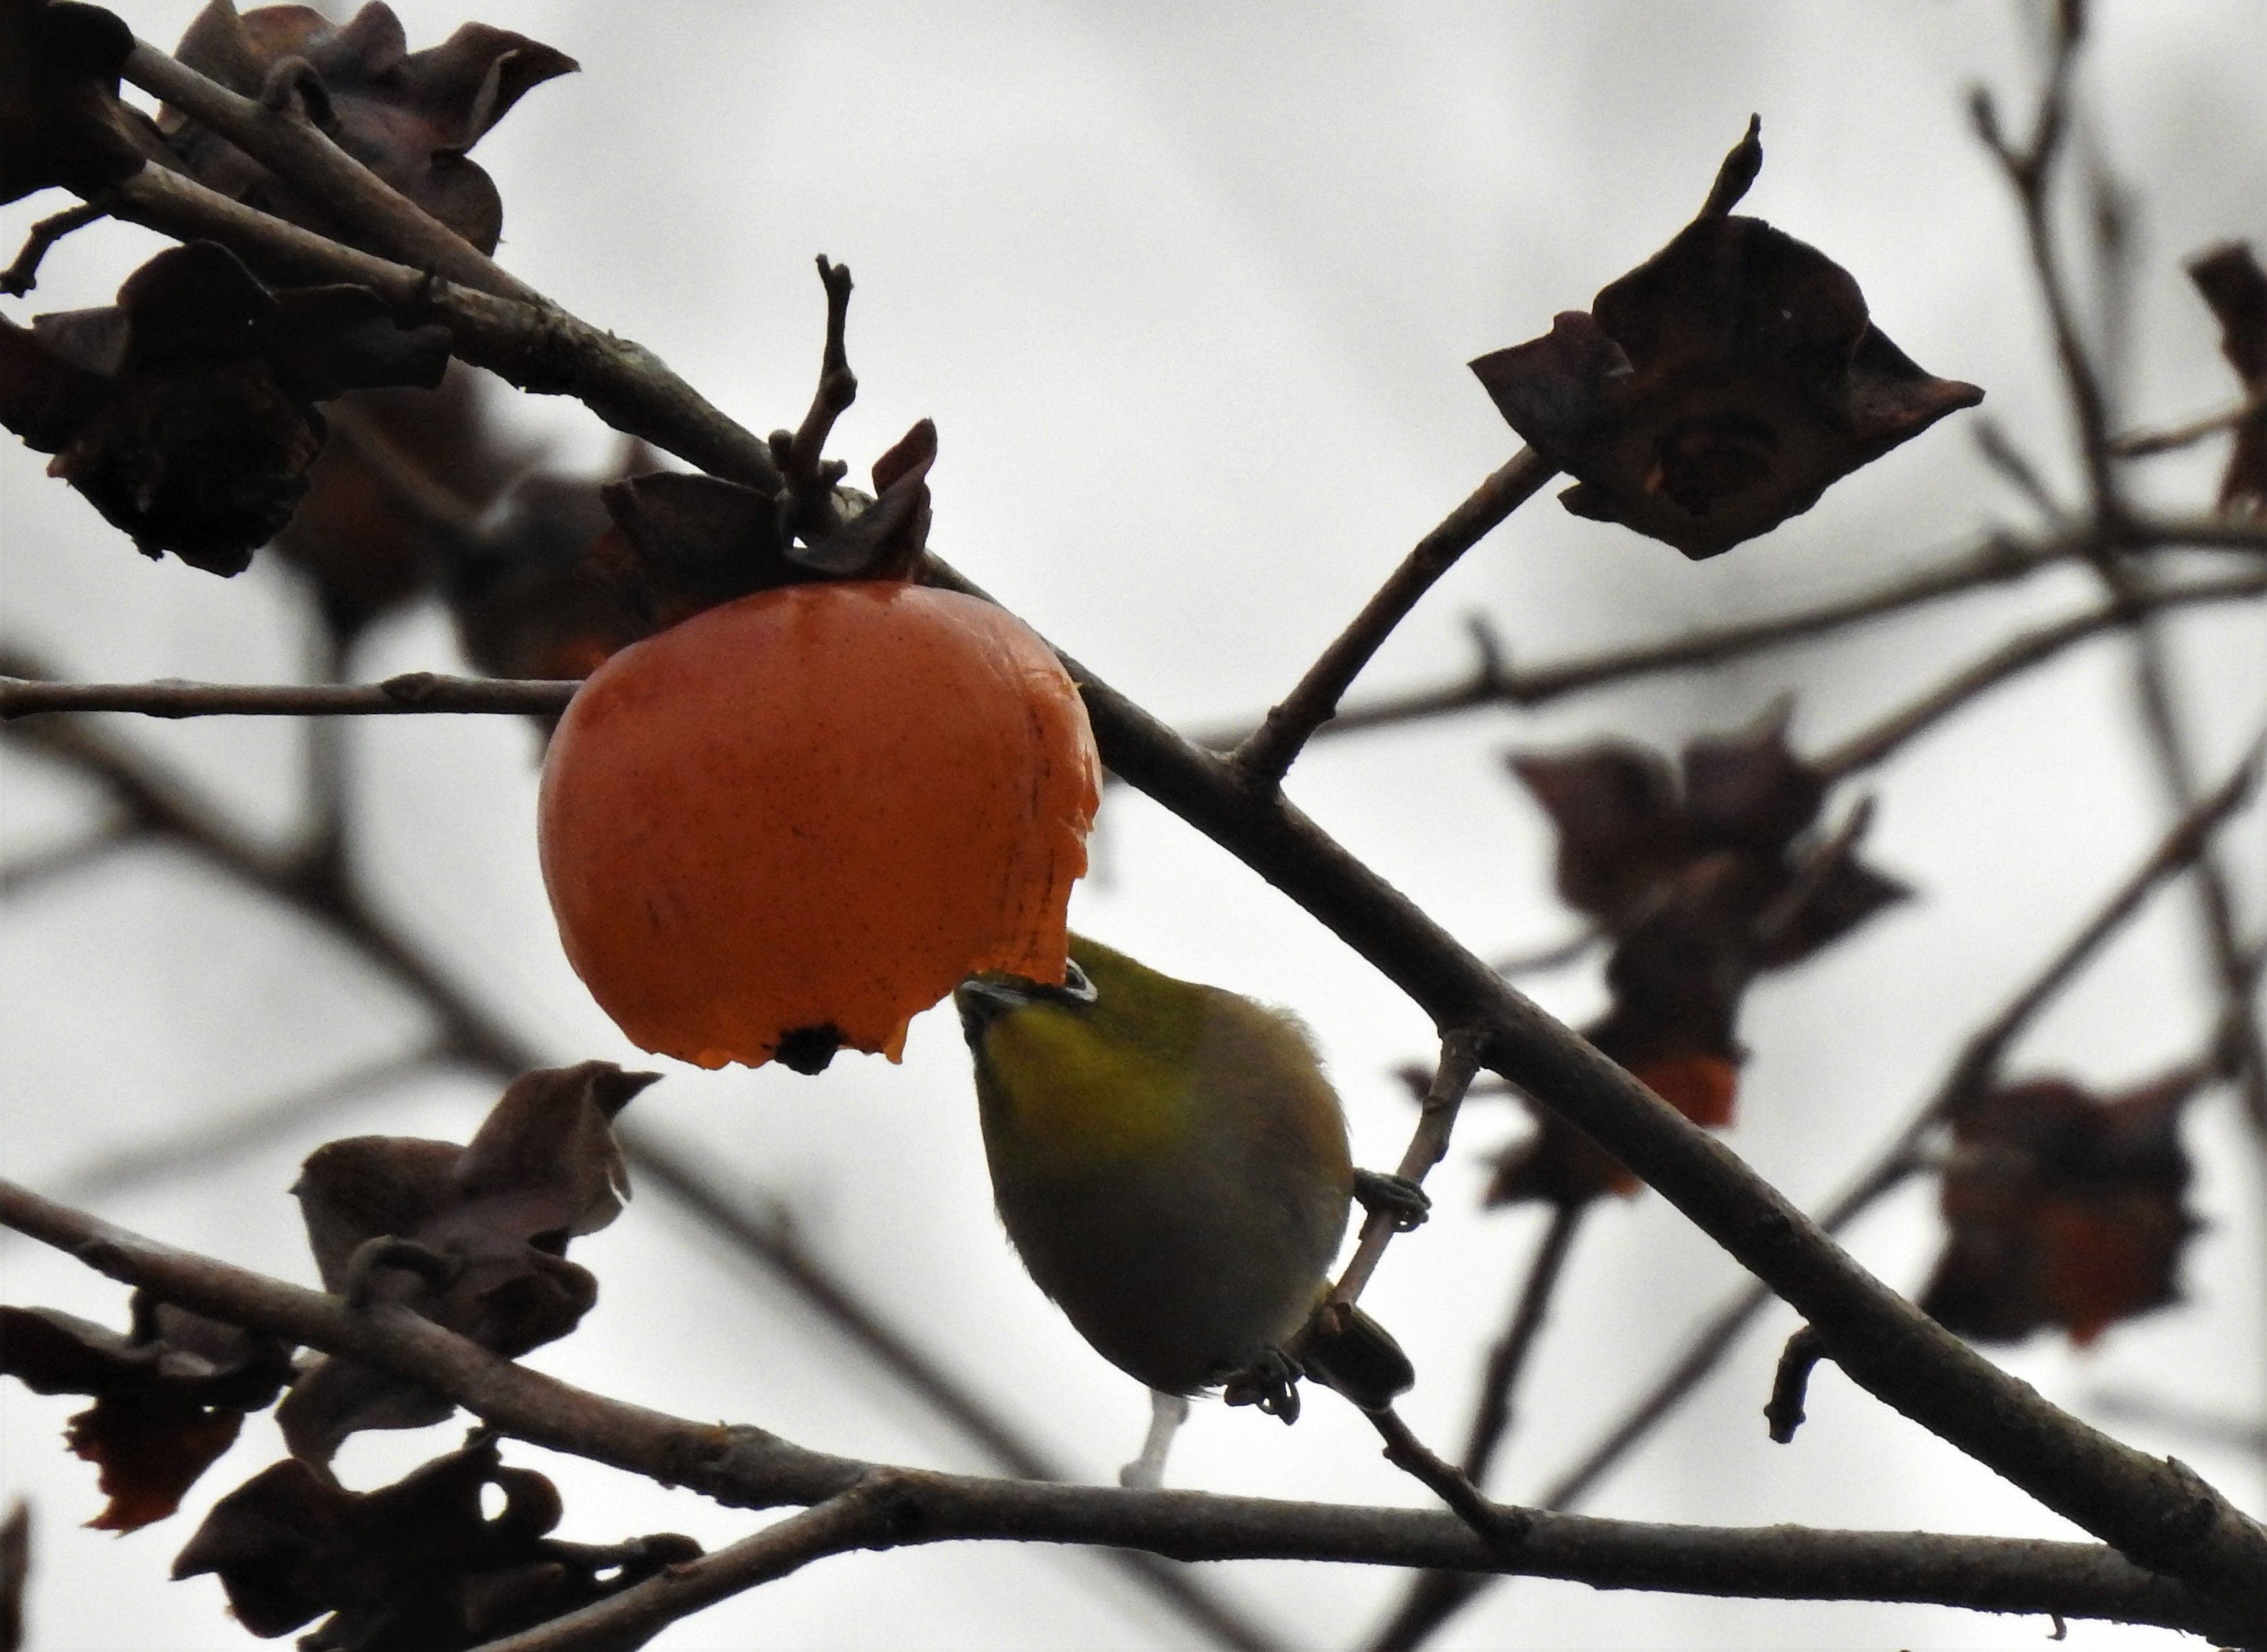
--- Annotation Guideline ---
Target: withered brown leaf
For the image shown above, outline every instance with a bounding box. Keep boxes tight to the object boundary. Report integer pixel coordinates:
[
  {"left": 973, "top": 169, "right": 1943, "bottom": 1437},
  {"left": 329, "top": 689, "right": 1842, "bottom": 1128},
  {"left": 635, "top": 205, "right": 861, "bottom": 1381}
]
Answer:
[
  {"left": 1920, "top": 1072, "right": 2204, "bottom": 1346},
  {"left": 1471, "top": 118, "right": 1982, "bottom": 558},
  {"left": 173, "top": 1438, "right": 698, "bottom": 1650},
  {"left": 2187, "top": 242, "right": 2267, "bottom": 517},
  {"left": 0, "top": 1294, "right": 291, "bottom": 1530},
  {"left": 163, "top": 0, "right": 576, "bottom": 256},
  {"left": 277, "top": 1061, "right": 654, "bottom": 1462},
  {"left": 0, "top": 239, "right": 448, "bottom": 572},
  {"left": 0, "top": 0, "right": 158, "bottom": 205}
]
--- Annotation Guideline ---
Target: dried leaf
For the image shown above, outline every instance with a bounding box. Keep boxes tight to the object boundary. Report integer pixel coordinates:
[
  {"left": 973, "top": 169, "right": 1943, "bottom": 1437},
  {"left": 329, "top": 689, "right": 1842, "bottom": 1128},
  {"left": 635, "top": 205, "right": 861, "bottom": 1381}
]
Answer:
[
  {"left": 174, "top": 1439, "right": 698, "bottom": 1651},
  {"left": 1472, "top": 119, "right": 1981, "bottom": 558},
  {"left": 2187, "top": 242, "right": 2267, "bottom": 517},
  {"left": 0, "top": 241, "right": 448, "bottom": 573},
  {"left": 165, "top": 0, "right": 576, "bottom": 255},
  {"left": 277, "top": 1063, "right": 655, "bottom": 1461},
  {"left": 1920, "top": 1072, "right": 2203, "bottom": 1346},
  {"left": 0, "top": 1296, "right": 291, "bottom": 1530}
]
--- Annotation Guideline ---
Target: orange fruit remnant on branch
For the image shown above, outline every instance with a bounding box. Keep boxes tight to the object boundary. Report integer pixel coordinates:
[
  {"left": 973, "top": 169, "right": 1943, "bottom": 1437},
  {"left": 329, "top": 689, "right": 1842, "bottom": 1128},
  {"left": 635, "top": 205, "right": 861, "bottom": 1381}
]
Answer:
[{"left": 538, "top": 582, "right": 1100, "bottom": 1072}]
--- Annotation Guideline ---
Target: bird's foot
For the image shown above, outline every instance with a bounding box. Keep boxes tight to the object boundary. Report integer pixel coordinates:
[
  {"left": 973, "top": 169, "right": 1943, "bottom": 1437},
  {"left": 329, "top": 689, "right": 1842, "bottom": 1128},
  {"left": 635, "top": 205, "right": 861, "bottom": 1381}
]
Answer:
[
  {"left": 1354, "top": 1169, "right": 1431, "bottom": 1231},
  {"left": 1222, "top": 1346, "right": 1302, "bottom": 1424}
]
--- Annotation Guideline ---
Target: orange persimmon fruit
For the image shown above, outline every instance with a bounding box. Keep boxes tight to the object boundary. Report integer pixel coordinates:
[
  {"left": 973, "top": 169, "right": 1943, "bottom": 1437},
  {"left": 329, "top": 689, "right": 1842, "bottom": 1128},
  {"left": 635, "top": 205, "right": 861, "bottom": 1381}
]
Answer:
[{"left": 537, "top": 580, "right": 1100, "bottom": 1072}]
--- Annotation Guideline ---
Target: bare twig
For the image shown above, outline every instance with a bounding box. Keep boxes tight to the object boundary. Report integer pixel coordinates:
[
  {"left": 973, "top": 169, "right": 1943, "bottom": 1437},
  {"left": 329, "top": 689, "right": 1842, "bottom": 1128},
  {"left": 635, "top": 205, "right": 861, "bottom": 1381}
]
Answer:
[
  {"left": 1460, "top": 1202, "right": 1589, "bottom": 1489},
  {"left": 1765, "top": 1328, "right": 1831, "bottom": 1446},
  {"left": 1, "top": 199, "right": 106, "bottom": 296},
  {"left": 774, "top": 255, "right": 859, "bottom": 529},
  {"left": 2111, "top": 389, "right": 2267, "bottom": 459},
  {"left": 1227, "top": 448, "right": 1554, "bottom": 787},
  {"left": 0, "top": 672, "right": 579, "bottom": 719},
  {"left": 0, "top": 1177, "right": 2253, "bottom": 1642},
  {"left": 1321, "top": 1031, "right": 1484, "bottom": 1314},
  {"left": 1811, "top": 570, "right": 2267, "bottom": 782},
  {"left": 1973, "top": 419, "right": 2068, "bottom": 521},
  {"left": 1366, "top": 1408, "right": 1532, "bottom": 1552},
  {"left": 467, "top": 1484, "right": 906, "bottom": 1652},
  {"left": 1494, "top": 928, "right": 1603, "bottom": 978},
  {"left": 2089, "top": 1391, "right": 2267, "bottom": 1460},
  {"left": 0, "top": 819, "right": 140, "bottom": 901}
]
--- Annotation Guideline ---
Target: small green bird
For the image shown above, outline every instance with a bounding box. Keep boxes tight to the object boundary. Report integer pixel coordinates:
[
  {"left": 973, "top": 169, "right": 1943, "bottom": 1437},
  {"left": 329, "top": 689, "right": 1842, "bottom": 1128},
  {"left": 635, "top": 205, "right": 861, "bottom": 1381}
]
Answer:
[{"left": 955, "top": 935, "right": 1417, "bottom": 1424}]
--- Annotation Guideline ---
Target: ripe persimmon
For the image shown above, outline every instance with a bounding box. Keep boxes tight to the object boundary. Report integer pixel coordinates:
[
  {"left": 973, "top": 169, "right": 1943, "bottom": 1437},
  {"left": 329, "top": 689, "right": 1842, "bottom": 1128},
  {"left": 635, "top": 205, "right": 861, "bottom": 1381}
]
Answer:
[{"left": 537, "top": 580, "right": 1099, "bottom": 1072}]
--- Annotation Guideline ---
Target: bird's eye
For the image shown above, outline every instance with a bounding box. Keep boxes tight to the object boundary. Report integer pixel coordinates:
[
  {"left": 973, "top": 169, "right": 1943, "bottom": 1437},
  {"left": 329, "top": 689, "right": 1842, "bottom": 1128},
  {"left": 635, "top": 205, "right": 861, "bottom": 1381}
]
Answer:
[{"left": 1056, "top": 960, "right": 1098, "bottom": 1004}]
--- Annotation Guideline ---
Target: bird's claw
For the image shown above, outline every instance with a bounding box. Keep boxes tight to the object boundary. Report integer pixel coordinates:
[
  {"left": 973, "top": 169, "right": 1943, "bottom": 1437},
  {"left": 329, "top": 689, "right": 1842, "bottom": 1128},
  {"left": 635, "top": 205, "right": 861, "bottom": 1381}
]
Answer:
[
  {"left": 1354, "top": 1169, "right": 1431, "bottom": 1231},
  {"left": 1222, "top": 1346, "right": 1302, "bottom": 1424}
]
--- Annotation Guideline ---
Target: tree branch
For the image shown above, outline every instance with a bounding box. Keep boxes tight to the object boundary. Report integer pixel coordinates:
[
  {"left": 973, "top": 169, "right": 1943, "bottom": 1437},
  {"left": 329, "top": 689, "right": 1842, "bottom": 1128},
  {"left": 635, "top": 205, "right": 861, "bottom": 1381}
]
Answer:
[
  {"left": 466, "top": 1485, "right": 908, "bottom": 1652},
  {"left": 0, "top": 1177, "right": 2252, "bottom": 1642},
  {"left": 1229, "top": 448, "right": 1554, "bottom": 788}
]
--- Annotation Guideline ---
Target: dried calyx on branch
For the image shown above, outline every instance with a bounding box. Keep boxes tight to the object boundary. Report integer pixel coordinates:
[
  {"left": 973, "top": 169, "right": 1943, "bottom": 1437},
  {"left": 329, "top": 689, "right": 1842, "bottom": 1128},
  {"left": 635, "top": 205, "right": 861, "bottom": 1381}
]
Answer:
[
  {"left": 1472, "top": 116, "right": 1983, "bottom": 559},
  {"left": 0, "top": 1294, "right": 291, "bottom": 1530},
  {"left": 2186, "top": 242, "right": 2267, "bottom": 516},
  {"left": 279, "top": 1061, "right": 654, "bottom": 1461},
  {"left": 160, "top": 0, "right": 577, "bottom": 257},
  {"left": 173, "top": 1436, "right": 700, "bottom": 1652},
  {"left": 1921, "top": 1068, "right": 2207, "bottom": 1347},
  {"left": 1489, "top": 707, "right": 1909, "bottom": 1203},
  {"left": 0, "top": 239, "right": 447, "bottom": 571}
]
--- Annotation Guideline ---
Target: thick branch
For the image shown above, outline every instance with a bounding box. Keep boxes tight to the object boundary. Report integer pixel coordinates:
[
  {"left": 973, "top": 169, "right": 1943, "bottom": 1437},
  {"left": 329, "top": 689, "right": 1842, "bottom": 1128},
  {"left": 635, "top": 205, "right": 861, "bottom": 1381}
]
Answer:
[
  {"left": 0, "top": 1178, "right": 2250, "bottom": 1641},
  {"left": 1229, "top": 448, "right": 1554, "bottom": 787}
]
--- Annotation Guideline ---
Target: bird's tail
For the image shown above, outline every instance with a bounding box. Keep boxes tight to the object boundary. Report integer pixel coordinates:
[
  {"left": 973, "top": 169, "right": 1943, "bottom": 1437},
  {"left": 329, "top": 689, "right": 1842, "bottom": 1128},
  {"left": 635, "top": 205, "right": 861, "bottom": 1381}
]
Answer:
[{"left": 1301, "top": 1304, "right": 1415, "bottom": 1411}]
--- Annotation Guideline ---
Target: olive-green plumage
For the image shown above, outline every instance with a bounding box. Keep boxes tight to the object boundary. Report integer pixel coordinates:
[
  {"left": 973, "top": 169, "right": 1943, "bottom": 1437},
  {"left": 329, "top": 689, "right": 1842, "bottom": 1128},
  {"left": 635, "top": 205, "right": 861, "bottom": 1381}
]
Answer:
[{"left": 955, "top": 936, "right": 1355, "bottom": 1397}]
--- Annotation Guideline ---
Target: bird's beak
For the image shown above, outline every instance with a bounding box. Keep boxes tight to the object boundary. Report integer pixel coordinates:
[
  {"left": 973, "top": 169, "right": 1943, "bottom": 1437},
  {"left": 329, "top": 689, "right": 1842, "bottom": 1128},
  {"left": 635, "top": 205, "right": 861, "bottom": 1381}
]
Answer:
[{"left": 953, "top": 975, "right": 1036, "bottom": 1044}]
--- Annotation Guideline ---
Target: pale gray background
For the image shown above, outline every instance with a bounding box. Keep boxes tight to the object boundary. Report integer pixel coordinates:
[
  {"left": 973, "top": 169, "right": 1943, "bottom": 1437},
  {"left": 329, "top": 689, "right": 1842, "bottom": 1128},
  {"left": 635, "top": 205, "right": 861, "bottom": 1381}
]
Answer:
[{"left": 3, "top": 3, "right": 2266, "bottom": 1648}]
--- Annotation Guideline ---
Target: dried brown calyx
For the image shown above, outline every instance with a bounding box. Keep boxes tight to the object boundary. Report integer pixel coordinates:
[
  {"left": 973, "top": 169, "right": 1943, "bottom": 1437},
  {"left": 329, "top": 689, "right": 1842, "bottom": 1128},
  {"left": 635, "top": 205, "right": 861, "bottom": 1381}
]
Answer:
[
  {"left": 1471, "top": 117, "right": 1983, "bottom": 559},
  {"left": 2186, "top": 241, "right": 2267, "bottom": 517},
  {"left": 1, "top": 0, "right": 160, "bottom": 205}
]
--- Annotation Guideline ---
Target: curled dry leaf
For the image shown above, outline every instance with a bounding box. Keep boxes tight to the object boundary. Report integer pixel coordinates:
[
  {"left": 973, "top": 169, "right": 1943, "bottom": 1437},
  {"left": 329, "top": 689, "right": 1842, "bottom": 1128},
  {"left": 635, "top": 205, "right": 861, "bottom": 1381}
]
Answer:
[
  {"left": 163, "top": 0, "right": 576, "bottom": 256},
  {"left": 0, "top": 0, "right": 158, "bottom": 204},
  {"left": 173, "top": 1438, "right": 699, "bottom": 1651},
  {"left": 1488, "top": 710, "right": 1907, "bottom": 1205},
  {"left": 277, "top": 1061, "right": 655, "bottom": 1462},
  {"left": 1471, "top": 116, "right": 1983, "bottom": 558},
  {"left": 0, "top": 1292, "right": 292, "bottom": 1531},
  {"left": 1921, "top": 1072, "right": 2205, "bottom": 1347},
  {"left": 0, "top": 239, "right": 448, "bottom": 572},
  {"left": 2186, "top": 242, "right": 2267, "bottom": 516}
]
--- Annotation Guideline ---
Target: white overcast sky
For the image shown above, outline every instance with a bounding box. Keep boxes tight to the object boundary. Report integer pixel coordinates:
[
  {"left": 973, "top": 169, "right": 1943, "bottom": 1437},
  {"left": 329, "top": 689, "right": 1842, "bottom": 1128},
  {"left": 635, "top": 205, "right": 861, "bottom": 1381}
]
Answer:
[{"left": 4, "top": 3, "right": 2266, "bottom": 1649}]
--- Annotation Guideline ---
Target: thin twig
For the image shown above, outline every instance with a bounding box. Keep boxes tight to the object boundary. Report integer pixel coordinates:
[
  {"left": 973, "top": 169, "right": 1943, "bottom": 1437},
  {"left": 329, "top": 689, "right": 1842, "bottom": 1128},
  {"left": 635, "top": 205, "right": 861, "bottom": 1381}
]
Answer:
[
  {"left": 0, "top": 672, "right": 580, "bottom": 719},
  {"left": 2111, "top": 389, "right": 2267, "bottom": 459},
  {"left": 1972, "top": 419, "right": 2068, "bottom": 522},
  {"left": 1, "top": 199, "right": 107, "bottom": 296},
  {"left": 1765, "top": 1328, "right": 1831, "bottom": 1445},
  {"left": 1810, "top": 570, "right": 2267, "bottom": 782},
  {"left": 0, "top": 1177, "right": 2252, "bottom": 1642},
  {"left": 0, "top": 819, "right": 140, "bottom": 901},
  {"left": 466, "top": 1484, "right": 905, "bottom": 1652},
  {"left": 2089, "top": 1390, "right": 2267, "bottom": 1460},
  {"left": 1322, "top": 1031, "right": 1484, "bottom": 1312},
  {"left": 775, "top": 255, "right": 859, "bottom": 530},
  {"left": 1494, "top": 928, "right": 1603, "bottom": 978},
  {"left": 1366, "top": 1408, "right": 1532, "bottom": 1552},
  {"left": 1460, "top": 1202, "right": 1589, "bottom": 1489},
  {"left": 1227, "top": 448, "right": 1554, "bottom": 788}
]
